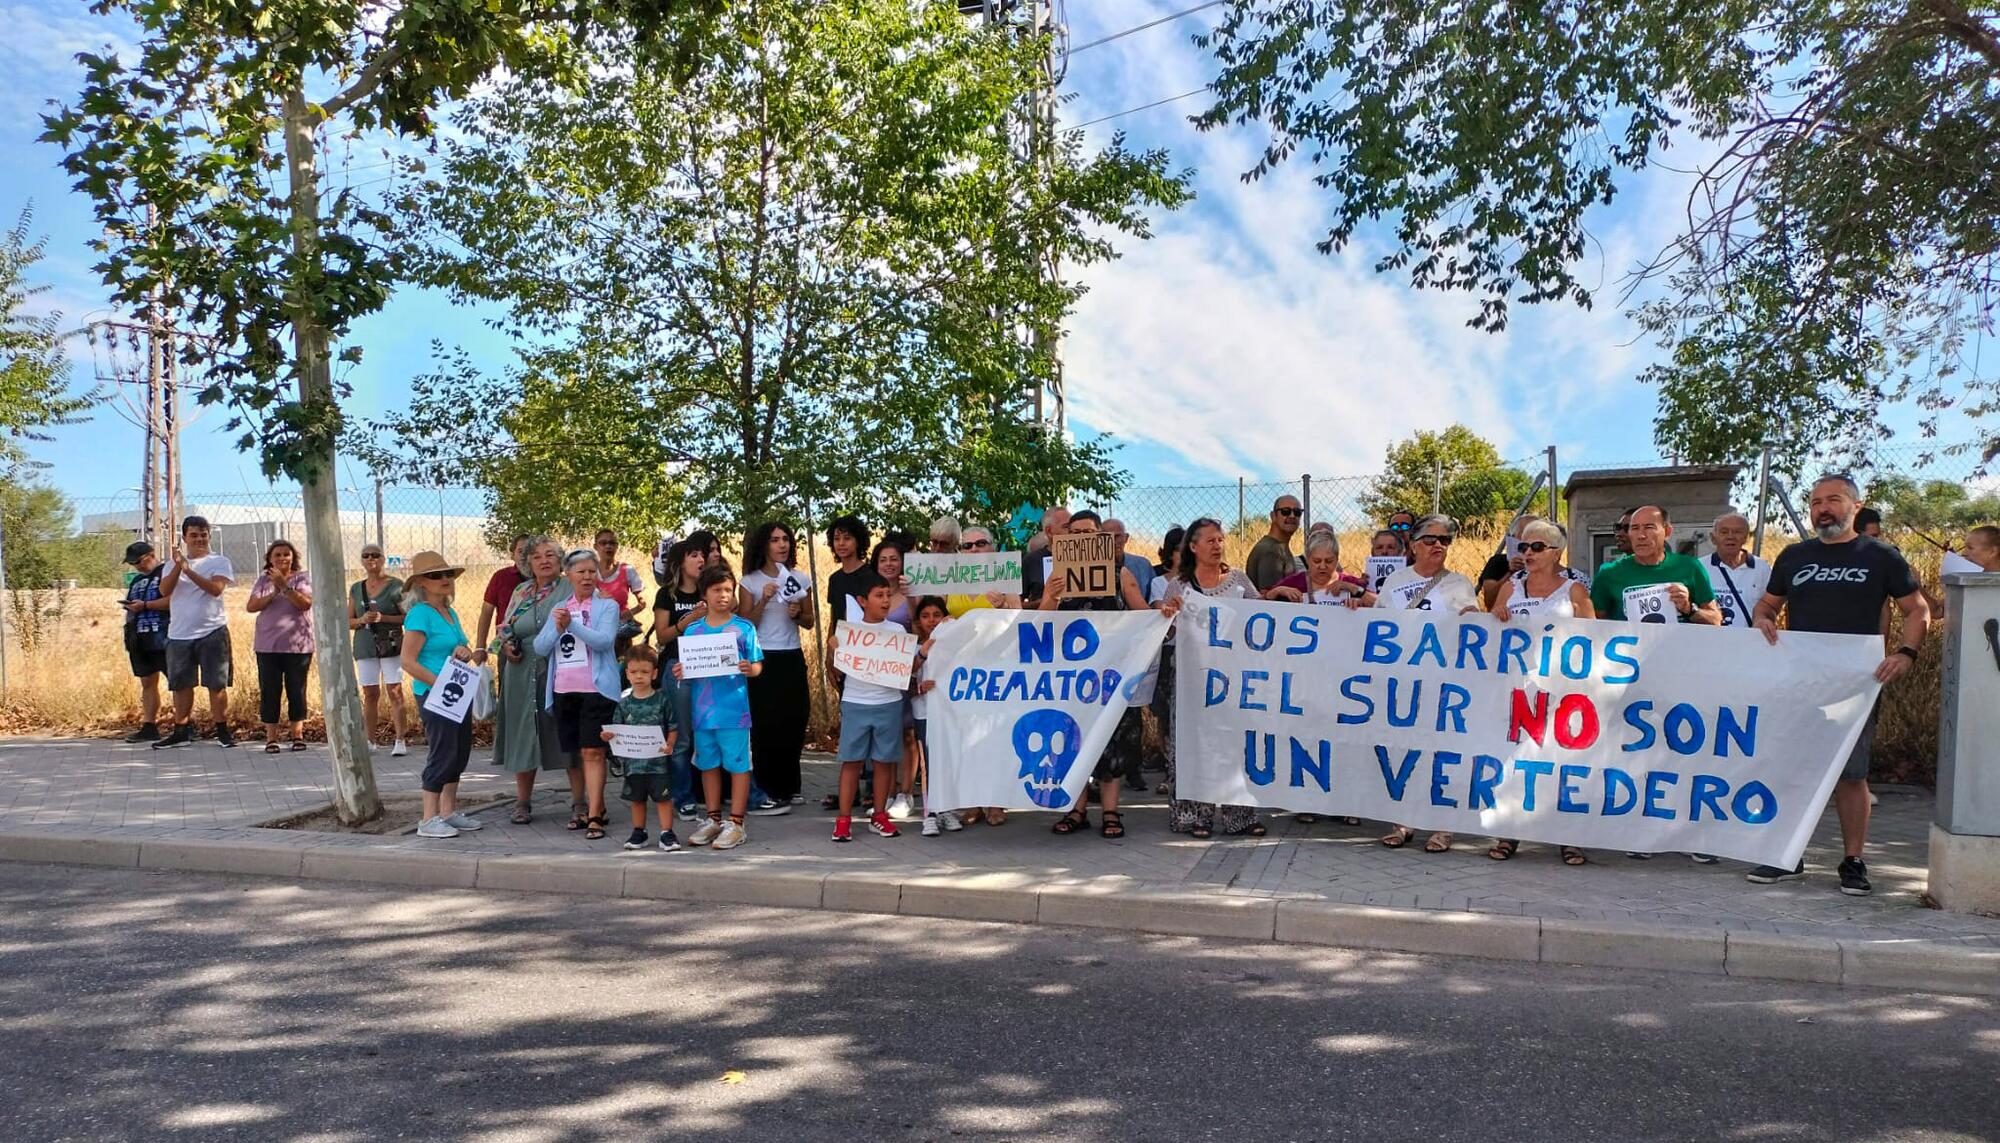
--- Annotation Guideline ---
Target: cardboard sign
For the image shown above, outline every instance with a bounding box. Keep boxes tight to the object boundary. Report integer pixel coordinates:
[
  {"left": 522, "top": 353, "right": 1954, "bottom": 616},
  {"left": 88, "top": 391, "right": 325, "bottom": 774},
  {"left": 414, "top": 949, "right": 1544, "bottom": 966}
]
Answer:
[
  {"left": 832, "top": 620, "right": 919, "bottom": 691},
  {"left": 905, "top": 552, "right": 1024, "bottom": 595},
  {"left": 677, "top": 631, "right": 741, "bottom": 679},
  {"left": 605, "top": 723, "right": 666, "bottom": 758},
  {"left": 422, "top": 658, "right": 481, "bottom": 724},
  {"left": 1050, "top": 532, "right": 1119, "bottom": 598},
  {"left": 1365, "top": 557, "right": 1404, "bottom": 593},
  {"left": 1622, "top": 583, "right": 1676, "bottom": 624}
]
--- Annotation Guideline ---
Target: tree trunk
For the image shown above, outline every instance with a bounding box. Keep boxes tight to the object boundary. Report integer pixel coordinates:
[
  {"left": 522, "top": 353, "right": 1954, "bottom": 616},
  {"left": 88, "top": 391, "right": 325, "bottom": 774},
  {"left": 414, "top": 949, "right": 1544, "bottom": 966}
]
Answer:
[{"left": 285, "top": 89, "right": 381, "bottom": 825}]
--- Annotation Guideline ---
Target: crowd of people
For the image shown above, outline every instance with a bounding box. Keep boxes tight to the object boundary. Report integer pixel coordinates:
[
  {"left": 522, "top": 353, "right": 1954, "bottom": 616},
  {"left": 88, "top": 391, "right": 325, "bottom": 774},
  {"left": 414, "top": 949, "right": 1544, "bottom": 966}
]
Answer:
[{"left": 118, "top": 485, "right": 2000, "bottom": 895}]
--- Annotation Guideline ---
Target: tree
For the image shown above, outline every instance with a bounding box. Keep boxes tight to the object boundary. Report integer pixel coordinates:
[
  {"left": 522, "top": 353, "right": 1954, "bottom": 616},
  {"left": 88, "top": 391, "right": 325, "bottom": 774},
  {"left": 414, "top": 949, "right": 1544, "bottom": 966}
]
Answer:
[
  {"left": 0, "top": 206, "right": 92, "bottom": 475},
  {"left": 1359, "top": 425, "right": 1535, "bottom": 526},
  {"left": 43, "top": 0, "right": 716, "bottom": 824},
  {"left": 1196, "top": 1, "right": 1999, "bottom": 466},
  {"left": 366, "top": 1, "right": 1187, "bottom": 538},
  {"left": 1867, "top": 474, "right": 2000, "bottom": 535}
]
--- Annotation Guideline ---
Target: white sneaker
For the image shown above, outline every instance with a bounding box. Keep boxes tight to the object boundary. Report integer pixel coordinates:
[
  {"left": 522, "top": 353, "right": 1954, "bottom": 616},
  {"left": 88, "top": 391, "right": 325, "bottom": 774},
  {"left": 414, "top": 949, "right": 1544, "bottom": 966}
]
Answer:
[
  {"left": 443, "top": 811, "right": 484, "bottom": 831},
  {"left": 416, "top": 816, "right": 459, "bottom": 839},
  {"left": 938, "top": 810, "right": 964, "bottom": 832},
  {"left": 390, "top": 740, "right": 408, "bottom": 757},
  {"left": 921, "top": 813, "right": 941, "bottom": 837},
  {"left": 887, "top": 793, "right": 916, "bottom": 821},
  {"left": 687, "top": 818, "right": 723, "bottom": 846},
  {"left": 713, "top": 820, "right": 747, "bottom": 850}
]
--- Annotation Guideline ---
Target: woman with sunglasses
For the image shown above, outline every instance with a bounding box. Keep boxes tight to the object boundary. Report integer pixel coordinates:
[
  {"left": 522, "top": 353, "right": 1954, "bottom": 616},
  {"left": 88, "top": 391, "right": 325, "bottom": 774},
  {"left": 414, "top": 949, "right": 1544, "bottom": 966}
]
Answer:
[
  {"left": 1485, "top": 518, "right": 1596, "bottom": 866},
  {"left": 1158, "top": 517, "right": 1267, "bottom": 839},
  {"left": 401, "top": 551, "right": 486, "bottom": 839},
  {"left": 348, "top": 545, "right": 409, "bottom": 756},
  {"left": 1374, "top": 515, "right": 1480, "bottom": 852}
]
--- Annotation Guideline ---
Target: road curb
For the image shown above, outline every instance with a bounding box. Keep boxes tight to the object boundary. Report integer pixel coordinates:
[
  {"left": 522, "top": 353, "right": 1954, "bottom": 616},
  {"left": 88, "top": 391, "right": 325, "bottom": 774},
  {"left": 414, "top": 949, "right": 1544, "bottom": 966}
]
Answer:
[{"left": 3, "top": 827, "right": 1995, "bottom": 997}]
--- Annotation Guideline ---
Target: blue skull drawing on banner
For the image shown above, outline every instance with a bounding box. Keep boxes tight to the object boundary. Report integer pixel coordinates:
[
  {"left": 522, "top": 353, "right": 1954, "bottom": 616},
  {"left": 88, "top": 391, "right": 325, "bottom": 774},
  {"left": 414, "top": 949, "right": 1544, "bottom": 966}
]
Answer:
[{"left": 1013, "top": 708, "right": 1080, "bottom": 809}]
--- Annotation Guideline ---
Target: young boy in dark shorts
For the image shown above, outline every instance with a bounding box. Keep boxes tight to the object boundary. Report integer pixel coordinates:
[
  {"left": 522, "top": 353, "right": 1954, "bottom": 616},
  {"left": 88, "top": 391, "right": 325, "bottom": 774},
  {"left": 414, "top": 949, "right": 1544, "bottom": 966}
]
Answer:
[{"left": 602, "top": 645, "right": 682, "bottom": 852}]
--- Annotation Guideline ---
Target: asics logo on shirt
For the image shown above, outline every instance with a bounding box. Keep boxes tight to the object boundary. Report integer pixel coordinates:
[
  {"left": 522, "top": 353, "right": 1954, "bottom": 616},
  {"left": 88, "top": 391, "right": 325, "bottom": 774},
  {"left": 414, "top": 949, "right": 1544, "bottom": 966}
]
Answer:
[{"left": 1791, "top": 564, "right": 1871, "bottom": 587}]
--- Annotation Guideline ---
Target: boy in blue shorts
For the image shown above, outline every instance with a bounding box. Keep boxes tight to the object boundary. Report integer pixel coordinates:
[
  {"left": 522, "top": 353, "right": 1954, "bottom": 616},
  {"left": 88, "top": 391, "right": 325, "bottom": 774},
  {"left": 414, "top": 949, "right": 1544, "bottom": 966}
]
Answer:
[
  {"left": 672, "top": 564, "right": 763, "bottom": 850},
  {"left": 831, "top": 569, "right": 906, "bottom": 843}
]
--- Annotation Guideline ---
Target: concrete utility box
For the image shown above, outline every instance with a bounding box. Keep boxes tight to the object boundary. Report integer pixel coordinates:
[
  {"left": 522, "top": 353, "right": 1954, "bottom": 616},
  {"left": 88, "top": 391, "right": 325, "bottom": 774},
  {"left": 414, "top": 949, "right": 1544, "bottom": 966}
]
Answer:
[
  {"left": 1561, "top": 465, "right": 1741, "bottom": 571},
  {"left": 1931, "top": 572, "right": 2000, "bottom": 914}
]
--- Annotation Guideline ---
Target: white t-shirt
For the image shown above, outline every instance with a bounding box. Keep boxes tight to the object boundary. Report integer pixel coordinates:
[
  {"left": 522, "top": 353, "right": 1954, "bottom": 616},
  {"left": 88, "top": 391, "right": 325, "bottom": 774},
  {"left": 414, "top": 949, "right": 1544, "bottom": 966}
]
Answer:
[
  {"left": 167, "top": 553, "right": 235, "bottom": 640},
  {"left": 739, "top": 567, "right": 813, "bottom": 651},
  {"left": 1373, "top": 566, "right": 1478, "bottom": 614},
  {"left": 1505, "top": 571, "right": 1578, "bottom": 619},
  {"left": 1703, "top": 553, "right": 1771, "bottom": 629},
  {"left": 840, "top": 618, "right": 908, "bottom": 706}
]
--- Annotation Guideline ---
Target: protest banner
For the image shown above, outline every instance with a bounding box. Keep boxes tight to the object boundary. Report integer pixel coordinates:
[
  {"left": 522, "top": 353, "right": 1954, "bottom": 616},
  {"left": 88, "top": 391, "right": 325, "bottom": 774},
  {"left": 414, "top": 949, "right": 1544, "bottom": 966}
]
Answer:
[
  {"left": 1365, "top": 557, "right": 1403, "bottom": 593},
  {"left": 1171, "top": 593, "right": 1880, "bottom": 867},
  {"left": 1050, "top": 532, "right": 1118, "bottom": 598},
  {"left": 604, "top": 723, "right": 665, "bottom": 757},
  {"left": 905, "top": 551, "right": 1024, "bottom": 596},
  {"left": 925, "top": 608, "right": 1170, "bottom": 811},
  {"left": 677, "top": 631, "right": 741, "bottom": 679},
  {"left": 832, "top": 621, "right": 919, "bottom": 691},
  {"left": 422, "top": 657, "right": 482, "bottom": 724}
]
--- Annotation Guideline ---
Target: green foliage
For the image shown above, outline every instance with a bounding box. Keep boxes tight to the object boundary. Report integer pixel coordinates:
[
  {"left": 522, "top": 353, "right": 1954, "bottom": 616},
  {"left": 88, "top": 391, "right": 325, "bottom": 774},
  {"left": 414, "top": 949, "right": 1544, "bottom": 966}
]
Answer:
[
  {"left": 1359, "top": 424, "right": 1536, "bottom": 525},
  {"left": 367, "top": 2, "right": 1187, "bottom": 538},
  {"left": 41, "top": 0, "right": 718, "bottom": 480},
  {"left": 0, "top": 477, "right": 122, "bottom": 589},
  {"left": 0, "top": 207, "right": 91, "bottom": 473},
  {"left": 1867, "top": 474, "right": 2000, "bottom": 535},
  {"left": 1199, "top": 1, "right": 2000, "bottom": 465}
]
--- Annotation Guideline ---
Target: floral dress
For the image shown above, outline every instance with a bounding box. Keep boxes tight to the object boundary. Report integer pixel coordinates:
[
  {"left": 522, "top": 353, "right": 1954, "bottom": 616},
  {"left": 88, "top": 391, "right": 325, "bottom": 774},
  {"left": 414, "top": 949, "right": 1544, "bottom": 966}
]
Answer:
[{"left": 1159, "top": 568, "right": 1262, "bottom": 835}]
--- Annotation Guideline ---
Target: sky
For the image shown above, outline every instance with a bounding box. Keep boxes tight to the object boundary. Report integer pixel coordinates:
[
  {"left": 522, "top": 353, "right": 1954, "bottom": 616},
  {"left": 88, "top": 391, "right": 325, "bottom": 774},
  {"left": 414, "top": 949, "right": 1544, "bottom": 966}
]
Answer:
[{"left": 0, "top": 0, "right": 1870, "bottom": 513}]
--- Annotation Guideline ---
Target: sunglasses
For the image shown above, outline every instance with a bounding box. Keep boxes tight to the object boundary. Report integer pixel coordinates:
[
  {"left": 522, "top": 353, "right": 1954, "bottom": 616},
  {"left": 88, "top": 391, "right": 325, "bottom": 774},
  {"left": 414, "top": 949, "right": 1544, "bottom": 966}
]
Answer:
[
  {"left": 963, "top": 539, "right": 993, "bottom": 549},
  {"left": 1274, "top": 508, "right": 1302, "bottom": 518},
  {"left": 361, "top": 553, "right": 383, "bottom": 560},
  {"left": 1412, "top": 534, "right": 1452, "bottom": 547},
  {"left": 1614, "top": 523, "right": 1631, "bottom": 532},
  {"left": 1389, "top": 521, "right": 1413, "bottom": 531},
  {"left": 1515, "top": 541, "right": 1551, "bottom": 553}
]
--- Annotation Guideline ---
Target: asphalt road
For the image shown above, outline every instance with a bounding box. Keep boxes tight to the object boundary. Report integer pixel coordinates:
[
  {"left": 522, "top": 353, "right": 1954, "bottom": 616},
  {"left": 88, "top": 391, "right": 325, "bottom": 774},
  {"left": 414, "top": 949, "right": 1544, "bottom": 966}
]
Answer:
[{"left": 0, "top": 863, "right": 1994, "bottom": 1143}]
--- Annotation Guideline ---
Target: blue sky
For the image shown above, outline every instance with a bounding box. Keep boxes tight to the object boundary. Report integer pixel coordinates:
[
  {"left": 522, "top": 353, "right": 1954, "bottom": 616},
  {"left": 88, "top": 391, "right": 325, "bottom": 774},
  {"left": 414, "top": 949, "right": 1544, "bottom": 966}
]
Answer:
[{"left": 4, "top": 1, "right": 1757, "bottom": 509}]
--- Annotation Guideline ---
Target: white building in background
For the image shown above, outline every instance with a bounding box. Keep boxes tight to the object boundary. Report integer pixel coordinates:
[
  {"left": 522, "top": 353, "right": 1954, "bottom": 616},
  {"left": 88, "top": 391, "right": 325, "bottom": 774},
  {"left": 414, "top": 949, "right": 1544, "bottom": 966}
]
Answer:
[{"left": 81, "top": 502, "right": 502, "bottom": 575}]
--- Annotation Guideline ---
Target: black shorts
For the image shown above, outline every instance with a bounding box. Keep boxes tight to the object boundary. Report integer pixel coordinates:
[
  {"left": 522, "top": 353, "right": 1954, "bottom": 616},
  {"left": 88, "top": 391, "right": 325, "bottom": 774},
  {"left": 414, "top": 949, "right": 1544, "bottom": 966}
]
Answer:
[
  {"left": 1843, "top": 703, "right": 1880, "bottom": 782},
  {"left": 552, "top": 691, "right": 617, "bottom": 754},
  {"left": 129, "top": 645, "right": 167, "bottom": 679},
  {"left": 166, "top": 628, "right": 232, "bottom": 691},
  {"left": 621, "top": 772, "right": 675, "bottom": 804}
]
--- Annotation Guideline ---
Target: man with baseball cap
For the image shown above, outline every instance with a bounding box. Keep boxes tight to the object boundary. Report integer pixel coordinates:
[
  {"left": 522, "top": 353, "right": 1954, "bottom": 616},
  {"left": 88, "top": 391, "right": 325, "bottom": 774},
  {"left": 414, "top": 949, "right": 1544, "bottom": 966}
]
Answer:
[{"left": 120, "top": 541, "right": 172, "bottom": 742}]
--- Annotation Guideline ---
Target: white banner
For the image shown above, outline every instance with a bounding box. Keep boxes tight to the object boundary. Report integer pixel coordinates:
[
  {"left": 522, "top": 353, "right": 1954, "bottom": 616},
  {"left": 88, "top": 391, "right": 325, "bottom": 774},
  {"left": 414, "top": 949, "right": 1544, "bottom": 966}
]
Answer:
[
  {"left": 906, "top": 552, "right": 1024, "bottom": 596},
  {"left": 925, "top": 608, "right": 1170, "bottom": 811},
  {"left": 832, "top": 620, "right": 919, "bottom": 691},
  {"left": 677, "top": 631, "right": 740, "bottom": 679},
  {"left": 1172, "top": 593, "right": 1881, "bottom": 867},
  {"left": 422, "top": 658, "right": 482, "bottom": 724}
]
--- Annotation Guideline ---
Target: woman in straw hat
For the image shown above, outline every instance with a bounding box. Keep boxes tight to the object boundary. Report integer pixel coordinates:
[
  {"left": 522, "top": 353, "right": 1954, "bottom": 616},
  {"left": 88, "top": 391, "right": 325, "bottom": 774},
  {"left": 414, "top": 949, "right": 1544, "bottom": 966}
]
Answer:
[{"left": 399, "top": 551, "right": 487, "bottom": 839}]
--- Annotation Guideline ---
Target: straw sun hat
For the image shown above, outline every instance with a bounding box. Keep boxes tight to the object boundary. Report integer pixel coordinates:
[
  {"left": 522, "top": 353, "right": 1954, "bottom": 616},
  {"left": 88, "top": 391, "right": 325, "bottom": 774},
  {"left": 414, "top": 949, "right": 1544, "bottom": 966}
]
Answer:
[{"left": 405, "top": 551, "right": 465, "bottom": 579}]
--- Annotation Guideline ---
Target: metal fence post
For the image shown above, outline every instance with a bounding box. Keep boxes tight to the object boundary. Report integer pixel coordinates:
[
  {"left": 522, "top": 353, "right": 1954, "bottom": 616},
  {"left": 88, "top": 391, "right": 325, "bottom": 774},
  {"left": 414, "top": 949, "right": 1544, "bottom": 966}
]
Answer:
[
  {"left": 1752, "top": 442, "right": 1773, "bottom": 552},
  {"left": 1432, "top": 458, "right": 1444, "bottom": 515},
  {"left": 1301, "top": 473, "right": 1312, "bottom": 533},
  {"left": 1545, "top": 446, "right": 1559, "bottom": 525},
  {"left": 1237, "top": 477, "right": 1246, "bottom": 539}
]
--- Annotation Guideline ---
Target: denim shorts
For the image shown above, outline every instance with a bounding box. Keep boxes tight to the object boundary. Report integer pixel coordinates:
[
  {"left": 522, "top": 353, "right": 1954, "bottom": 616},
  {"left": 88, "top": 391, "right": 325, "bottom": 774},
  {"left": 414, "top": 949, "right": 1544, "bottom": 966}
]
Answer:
[
  {"left": 165, "top": 628, "right": 232, "bottom": 691},
  {"left": 838, "top": 699, "right": 903, "bottom": 764}
]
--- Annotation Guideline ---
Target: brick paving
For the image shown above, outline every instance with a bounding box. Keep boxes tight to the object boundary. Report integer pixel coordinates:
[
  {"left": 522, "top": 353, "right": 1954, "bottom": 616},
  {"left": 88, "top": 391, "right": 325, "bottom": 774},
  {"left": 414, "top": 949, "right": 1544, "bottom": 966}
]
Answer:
[{"left": 5, "top": 734, "right": 1998, "bottom": 948}]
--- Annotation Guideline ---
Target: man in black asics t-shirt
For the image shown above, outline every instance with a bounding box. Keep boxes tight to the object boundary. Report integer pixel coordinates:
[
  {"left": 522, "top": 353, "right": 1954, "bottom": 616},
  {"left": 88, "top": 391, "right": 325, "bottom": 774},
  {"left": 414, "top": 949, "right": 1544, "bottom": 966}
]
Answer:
[{"left": 1746, "top": 475, "right": 1930, "bottom": 896}]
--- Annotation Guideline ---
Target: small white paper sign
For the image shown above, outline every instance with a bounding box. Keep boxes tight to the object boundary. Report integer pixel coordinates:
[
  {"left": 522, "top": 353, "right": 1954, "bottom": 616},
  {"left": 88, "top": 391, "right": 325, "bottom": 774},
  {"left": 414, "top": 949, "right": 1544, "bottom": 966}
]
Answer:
[
  {"left": 605, "top": 723, "right": 665, "bottom": 757},
  {"left": 1365, "top": 557, "right": 1403, "bottom": 593},
  {"left": 778, "top": 570, "right": 812, "bottom": 603},
  {"left": 1622, "top": 583, "right": 1676, "bottom": 624},
  {"left": 422, "top": 658, "right": 481, "bottom": 724},
  {"left": 832, "top": 620, "right": 919, "bottom": 690},
  {"left": 1942, "top": 550, "right": 1981, "bottom": 576},
  {"left": 678, "top": 631, "right": 741, "bottom": 679}
]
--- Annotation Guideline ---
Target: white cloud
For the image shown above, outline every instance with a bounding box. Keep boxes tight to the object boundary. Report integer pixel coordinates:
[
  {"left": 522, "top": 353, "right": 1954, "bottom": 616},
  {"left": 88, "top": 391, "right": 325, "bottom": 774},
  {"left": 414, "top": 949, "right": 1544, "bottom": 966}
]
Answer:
[{"left": 0, "top": 2, "right": 138, "bottom": 128}]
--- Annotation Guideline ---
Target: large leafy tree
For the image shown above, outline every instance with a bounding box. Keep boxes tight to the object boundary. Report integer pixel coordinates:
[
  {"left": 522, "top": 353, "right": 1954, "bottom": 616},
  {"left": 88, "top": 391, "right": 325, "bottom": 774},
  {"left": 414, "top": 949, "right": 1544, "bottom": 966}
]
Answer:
[
  {"left": 0, "top": 207, "right": 92, "bottom": 475},
  {"left": 368, "top": 0, "right": 1189, "bottom": 539},
  {"left": 1197, "top": 0, "right": 1999, "bottom": 468},
  {"left": 1358, "top": 424, "right": 1535, "bottom": 526},
  {"left": 43, "top": 0, "right": 714, "bottom": 824}
]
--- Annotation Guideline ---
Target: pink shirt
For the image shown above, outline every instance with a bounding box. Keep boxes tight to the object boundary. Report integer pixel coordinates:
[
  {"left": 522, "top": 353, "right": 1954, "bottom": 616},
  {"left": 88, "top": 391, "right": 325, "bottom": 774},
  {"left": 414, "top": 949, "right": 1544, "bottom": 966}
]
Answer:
[{"left": 551, "top": 596, "right": 597, "bottom": 693}]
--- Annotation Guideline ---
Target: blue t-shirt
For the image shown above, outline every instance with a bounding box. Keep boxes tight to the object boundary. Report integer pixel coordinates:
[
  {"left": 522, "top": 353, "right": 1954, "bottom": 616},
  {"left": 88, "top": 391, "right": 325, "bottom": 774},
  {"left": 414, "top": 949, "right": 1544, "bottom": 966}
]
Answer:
[
  {"left": 405, "top": 601, "right": 468, "bottom": 696},
  {"left": 686, "top": 615, "right": 763, "bottom": 729}
]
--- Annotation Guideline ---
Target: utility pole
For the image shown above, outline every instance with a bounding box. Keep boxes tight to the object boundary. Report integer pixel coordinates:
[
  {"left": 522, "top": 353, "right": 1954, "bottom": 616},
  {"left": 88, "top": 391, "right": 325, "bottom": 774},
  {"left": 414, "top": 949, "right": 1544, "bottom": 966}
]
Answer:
[{"left": 374, "top": 476, "right": 386, "bottom": 551}]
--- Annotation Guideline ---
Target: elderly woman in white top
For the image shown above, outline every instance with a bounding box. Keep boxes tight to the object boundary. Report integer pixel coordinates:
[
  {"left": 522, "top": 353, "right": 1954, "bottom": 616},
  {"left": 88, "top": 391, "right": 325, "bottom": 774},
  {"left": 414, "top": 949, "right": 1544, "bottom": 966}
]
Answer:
[{"left": 1375, "top": 515, "right": 1481, "bottom": 852}]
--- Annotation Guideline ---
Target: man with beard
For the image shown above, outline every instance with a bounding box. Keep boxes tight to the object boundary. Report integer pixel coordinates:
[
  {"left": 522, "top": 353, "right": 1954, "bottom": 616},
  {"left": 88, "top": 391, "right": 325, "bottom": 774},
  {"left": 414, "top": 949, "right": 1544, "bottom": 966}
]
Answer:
[{"left": 1746, "top": 475, "right": 1931, "bottom": 896}]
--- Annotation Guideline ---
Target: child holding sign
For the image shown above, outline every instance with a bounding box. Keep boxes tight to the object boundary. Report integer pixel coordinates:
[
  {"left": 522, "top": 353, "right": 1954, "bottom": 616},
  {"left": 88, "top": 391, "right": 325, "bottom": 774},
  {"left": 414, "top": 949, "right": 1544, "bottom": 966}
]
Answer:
[
  {"left": 673, "top": 564, "right": 764, "bottom": 851},
  {"left": 830, "top": 569, "right": 907, "bottom": 843},
  {"left": 601, "top": 645, "right": 681, "bottom": 852}
]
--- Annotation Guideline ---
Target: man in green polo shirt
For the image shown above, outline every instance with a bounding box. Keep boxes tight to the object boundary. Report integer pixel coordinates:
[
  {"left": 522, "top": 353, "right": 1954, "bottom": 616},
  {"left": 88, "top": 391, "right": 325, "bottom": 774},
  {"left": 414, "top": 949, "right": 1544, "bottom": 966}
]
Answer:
[{"left": 1590, "top": 505, "right": 1722, "bottom": 625}]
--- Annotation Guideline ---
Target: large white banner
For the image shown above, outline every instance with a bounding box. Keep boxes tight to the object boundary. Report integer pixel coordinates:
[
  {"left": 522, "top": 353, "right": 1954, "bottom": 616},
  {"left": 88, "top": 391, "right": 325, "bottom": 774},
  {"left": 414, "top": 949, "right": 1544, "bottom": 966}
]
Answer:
[
  {"left": 1173, "top": 593, "right": 1882, "bottom": 867},
  {"left": 925, "top": 608, "right": 1170, "bottom": 811}
]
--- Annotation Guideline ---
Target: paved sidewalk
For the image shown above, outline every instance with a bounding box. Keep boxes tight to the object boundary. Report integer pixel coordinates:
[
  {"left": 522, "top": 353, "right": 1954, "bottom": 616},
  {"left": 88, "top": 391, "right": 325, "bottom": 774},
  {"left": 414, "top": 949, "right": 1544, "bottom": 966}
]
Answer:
[{"left": 5, "top": 735, "right": 1997, "bottom": 951}]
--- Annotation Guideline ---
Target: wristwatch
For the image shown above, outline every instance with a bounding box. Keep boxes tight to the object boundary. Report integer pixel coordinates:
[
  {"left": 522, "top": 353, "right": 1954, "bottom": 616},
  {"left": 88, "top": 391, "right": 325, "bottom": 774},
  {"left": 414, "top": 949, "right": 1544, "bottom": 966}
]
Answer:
[{"left": 1894, "top": 645, "right": 1919, "bottom": 661}]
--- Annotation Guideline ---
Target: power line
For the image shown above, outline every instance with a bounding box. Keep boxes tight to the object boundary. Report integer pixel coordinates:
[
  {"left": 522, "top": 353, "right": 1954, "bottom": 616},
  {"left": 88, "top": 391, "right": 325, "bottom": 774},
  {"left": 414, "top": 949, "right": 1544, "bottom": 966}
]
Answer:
[
  {"left": 1065, "top": 0, "right": 1225, "bottom": 55},
  {"left": 1072, "top": 86, "right": 1208, "bottom": 130}
]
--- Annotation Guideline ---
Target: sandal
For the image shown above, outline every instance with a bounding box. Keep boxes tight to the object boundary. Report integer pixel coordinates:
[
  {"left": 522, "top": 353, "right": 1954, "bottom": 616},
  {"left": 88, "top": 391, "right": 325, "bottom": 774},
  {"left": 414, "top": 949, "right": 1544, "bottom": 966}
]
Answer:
[
  {"left": 1295, "top": 813, "right": 1320, "bottom": 824},
  {"left": 960, "top": 807, "right": 986, "bottom": 826},
  {"left": 1052, "top": 809, "right": 1089, "bottom": 835},
  {"left": 584, "top": 815, "right": 608, "bottom": 841},
  {"left": 511, "top": 803, "right": 533, "bottom": 825},
  {"left": 1100, "top": 811, "right": 1124, "bottom": 839},
  {"left": 1190, "top": 825, "right": 1213, "bottom": 840},
  {"left": 1380, "top": 826, "right": 1416, "bottom": 848},
  {"left": 567, "top": 809, "right": 589, "bottom": 831},
  {"left": 264, "top": 742, "right": 281, "bottom": 755},
  {"left": 290, "top": 740, "right": 308, "bottom": 752},
  {"left": 1245, "top": 821, "right": 1267, "bottom": 838},
  {"left": 986, "top": 808, "right": 1007, "bottom": 826},
  {"left": 1423, "top": 832, "right": 1454, "bottom": 854},
  {"left": 1562, "top": 846, "right": 1588, "bottom": 866},
  {"left": 821, "top": 793, "right": 839, "bottom": 810},
  {"left": 1488, "top": 839, "right": 1519, "bottom": 861}
]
